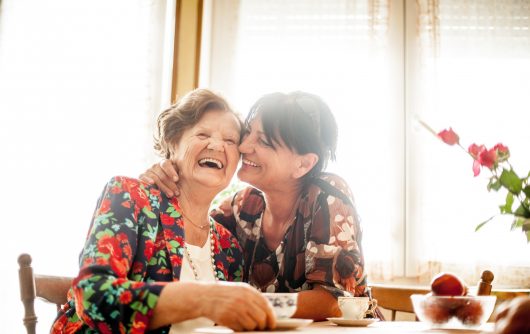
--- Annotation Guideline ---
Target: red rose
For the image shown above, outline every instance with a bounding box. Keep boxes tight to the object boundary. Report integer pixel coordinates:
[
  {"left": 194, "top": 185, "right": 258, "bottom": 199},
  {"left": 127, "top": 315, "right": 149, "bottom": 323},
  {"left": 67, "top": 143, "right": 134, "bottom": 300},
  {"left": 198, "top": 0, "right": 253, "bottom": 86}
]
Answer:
[
  {"left": 160, "top": 213, "right": 174, "bottom": 226},
  {"left": 97, "top": 235, "right": 122, "bottom": 258},
  {"left": 130, "top": 312, "right": 149, "bottom": 334},
  {"left": 99, "top": 199, "right": 111, "bottom": 214},
  {"left": 119, "top": 290, "right": 133, "bottom": 304},
  {"left": 144, "top": 239, "right": 154, "bottom": 260},
  {"left": 170, "top": 254, "right": 182, "bottom": 267},
  {"left": 438, "top": 128, "right": 460, "bottom": 145},
  {"left": 478, "top": 147, "right": 497, "bottom": 169},
  {"left": 110, "top": 257, "right": 129, "bottom": 277},
  {"left": 220, "top": 236, "right": 231, "bottom": 249}
]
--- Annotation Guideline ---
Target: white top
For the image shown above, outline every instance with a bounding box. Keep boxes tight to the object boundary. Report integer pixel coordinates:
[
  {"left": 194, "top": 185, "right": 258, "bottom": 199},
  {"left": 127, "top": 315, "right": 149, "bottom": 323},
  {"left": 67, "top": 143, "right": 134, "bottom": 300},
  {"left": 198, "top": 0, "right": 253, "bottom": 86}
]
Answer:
[{"left": 169, "top": 234, "right": 216, "bottom": 334}]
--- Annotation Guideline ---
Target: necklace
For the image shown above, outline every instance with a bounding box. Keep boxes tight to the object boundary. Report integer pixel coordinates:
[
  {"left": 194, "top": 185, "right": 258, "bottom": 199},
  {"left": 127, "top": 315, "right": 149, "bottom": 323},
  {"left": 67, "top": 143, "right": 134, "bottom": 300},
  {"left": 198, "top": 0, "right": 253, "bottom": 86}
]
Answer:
[
  {"left": 180, "top": 211, "right": 209, "bottom": 229},
  {"left": 183, "top": 219, "right": 218, "bottom": 281}
]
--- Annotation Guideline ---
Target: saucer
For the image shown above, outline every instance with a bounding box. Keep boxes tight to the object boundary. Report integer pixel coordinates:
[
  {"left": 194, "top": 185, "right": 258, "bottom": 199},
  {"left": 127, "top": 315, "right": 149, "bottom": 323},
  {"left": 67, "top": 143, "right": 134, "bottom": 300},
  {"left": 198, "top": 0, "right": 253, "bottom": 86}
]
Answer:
[
  {"left": 327, "top": 317, "right": 379, "bottom": 327},
  {"left": 275, "top": 318, "right": 313, "bottom": 330}
]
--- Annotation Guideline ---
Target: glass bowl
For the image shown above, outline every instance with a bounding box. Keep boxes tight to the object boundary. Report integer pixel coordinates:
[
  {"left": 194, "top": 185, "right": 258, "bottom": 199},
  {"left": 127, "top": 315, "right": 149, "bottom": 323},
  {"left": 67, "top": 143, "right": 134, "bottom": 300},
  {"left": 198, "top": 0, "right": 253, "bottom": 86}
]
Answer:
[{"left": 410, "top": 294, "right": 496, "bottom": 329}]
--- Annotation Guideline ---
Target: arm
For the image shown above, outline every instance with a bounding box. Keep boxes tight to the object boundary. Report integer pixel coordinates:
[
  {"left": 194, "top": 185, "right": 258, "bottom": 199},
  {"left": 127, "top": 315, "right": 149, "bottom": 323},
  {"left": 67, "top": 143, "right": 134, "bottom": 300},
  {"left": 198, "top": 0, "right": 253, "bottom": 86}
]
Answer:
[
  {"left": 151, "top": 282, "right": 276, "bottom": 331},
  {"left": 292, "top": 286, "right": 341, "bottom": 320},
  {"left": 73, "top": 177, "right": 168, "bottom": 332},
  {"left": 301, "top": 175, "right": 368, "bottom": 319}
]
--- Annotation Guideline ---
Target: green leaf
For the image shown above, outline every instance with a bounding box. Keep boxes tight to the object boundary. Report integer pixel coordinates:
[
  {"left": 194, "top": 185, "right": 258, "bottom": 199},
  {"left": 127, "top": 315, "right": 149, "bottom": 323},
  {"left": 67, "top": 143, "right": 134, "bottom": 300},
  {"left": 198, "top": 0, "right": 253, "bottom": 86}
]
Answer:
[
  {"left": 487, "top": 177, "right": 502, "bottom": 191},
  {"left": 499, "top": 192, "right": 514, "bottom": 214},
  {"left": 142, "top": 207, "right": 157, "bottom": 219},
  {"left": 523, "top": 185, "right": 530, "bottom": 198},
  {"left": 147, "top": 293, "right": 158, "bottom": 309},
  {"left": 514, "top": 204, "right": 530, "bottom": 218},
  {"left": 475, "top": 215, "right": 496, "bottom": 232},
  {"left": 500, "top": 168, "right": 522, "bottom": 194}
]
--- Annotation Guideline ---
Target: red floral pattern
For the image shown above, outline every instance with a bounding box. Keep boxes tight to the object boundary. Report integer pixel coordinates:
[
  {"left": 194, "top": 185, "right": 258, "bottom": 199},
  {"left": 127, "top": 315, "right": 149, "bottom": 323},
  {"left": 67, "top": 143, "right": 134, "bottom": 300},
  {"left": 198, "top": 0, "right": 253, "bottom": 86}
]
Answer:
[{"left": 51, "top": 176, "right": 242, "bottom": 334}]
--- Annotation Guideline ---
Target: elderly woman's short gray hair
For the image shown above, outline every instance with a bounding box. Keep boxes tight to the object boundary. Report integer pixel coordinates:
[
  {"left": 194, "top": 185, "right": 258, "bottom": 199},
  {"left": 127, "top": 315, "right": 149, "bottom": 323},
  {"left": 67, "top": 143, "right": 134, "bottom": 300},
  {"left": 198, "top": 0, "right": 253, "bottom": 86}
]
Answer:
[{"left": 154, "top": 88, "right": 241, "bottom": 158}]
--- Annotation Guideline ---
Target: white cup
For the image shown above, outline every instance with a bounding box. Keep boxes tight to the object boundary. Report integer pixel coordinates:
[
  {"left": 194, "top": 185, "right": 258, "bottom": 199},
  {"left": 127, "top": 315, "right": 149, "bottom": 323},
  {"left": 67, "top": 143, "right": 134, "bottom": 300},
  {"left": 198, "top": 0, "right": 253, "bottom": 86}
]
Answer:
[
  {"left": 338, "top": 296, "right": 377, "bottom": 320},
  {"left": 263, "top": 293, "right": 298, "bottom": 319}
]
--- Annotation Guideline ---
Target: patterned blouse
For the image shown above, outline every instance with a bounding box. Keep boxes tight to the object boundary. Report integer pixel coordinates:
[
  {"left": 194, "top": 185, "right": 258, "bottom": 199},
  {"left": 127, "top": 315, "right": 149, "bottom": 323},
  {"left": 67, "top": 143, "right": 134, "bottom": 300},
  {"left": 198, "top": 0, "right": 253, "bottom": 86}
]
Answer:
[
  {"left": 212, "top": 173, "right": 366, "bottom": 298},
  {"left": 51, "top": 176, "right": 243, "bottom": 334}
]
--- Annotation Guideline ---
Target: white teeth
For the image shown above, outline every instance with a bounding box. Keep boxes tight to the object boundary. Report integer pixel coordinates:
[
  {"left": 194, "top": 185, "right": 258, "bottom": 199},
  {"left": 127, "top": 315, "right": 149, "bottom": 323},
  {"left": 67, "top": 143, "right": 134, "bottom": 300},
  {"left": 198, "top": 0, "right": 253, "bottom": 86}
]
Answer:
[
  {"left": 243, "top": 159, "right": 259, "bottom": 167},
  {"left": 198, "top": 158, "right": 223, "bottom": 169}
]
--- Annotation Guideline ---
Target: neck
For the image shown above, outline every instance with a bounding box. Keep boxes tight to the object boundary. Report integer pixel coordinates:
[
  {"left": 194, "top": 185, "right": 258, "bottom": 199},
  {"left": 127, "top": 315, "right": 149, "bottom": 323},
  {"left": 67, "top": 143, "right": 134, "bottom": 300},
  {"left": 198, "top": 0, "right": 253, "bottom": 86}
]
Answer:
[
  {"left": 177, "top": 182, "right": 215, "bottom": 225},
  {"left": 263, "top": 182, "right": 303, "bottom": 226}
]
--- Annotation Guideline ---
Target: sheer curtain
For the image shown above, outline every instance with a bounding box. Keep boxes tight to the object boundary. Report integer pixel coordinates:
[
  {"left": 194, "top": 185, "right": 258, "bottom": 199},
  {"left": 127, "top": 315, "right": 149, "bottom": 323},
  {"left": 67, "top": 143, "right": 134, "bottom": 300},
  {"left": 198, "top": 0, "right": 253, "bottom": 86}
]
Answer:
[
  {"left": 203, "top": 0, "right": 530, "bottom": 287},
  {"left": 0, "top": 1, "right": 173, "bottom": 332},
  {"left": 410, "top": 0, "right": 530, "bottom": 286},
  {"left": 204, "top": 0, "right": 404, "bottom": 281}
]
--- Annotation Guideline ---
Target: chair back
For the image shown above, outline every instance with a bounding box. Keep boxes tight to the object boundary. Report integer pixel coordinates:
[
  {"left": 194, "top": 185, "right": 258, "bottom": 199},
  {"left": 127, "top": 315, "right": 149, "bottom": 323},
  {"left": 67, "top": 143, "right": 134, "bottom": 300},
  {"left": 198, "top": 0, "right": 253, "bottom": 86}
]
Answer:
[
  {"left": 369, "top": 284, "right": 430, "bottom": 321},
  {"left": 18, "top": 253, "right": 73, "bottom": 334}
]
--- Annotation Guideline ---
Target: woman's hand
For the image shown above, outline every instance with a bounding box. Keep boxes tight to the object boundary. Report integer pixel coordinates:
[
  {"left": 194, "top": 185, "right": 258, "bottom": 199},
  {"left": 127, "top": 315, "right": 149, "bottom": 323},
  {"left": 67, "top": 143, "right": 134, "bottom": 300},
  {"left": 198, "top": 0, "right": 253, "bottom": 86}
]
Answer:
[
  {"left": 494, "top": 296, "right": 530, "bottom": 334},
  {"left": 140, "top": 160, "right": 180, "bottom": 197},
  {"left": 199, "top": 282, "right": 276, "bottom": 331}
]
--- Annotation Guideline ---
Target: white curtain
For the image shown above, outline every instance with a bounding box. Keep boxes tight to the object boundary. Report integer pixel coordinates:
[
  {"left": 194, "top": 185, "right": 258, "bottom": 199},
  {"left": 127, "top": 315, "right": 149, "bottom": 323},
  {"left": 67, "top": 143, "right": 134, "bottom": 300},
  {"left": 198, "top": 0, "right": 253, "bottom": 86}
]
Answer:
[
  {"left": 204, "top": 0, "right": 530, "bottom": 287},
  {"left": 204, "top": 0, "right": 403, "bottom": 281},
  {"left": 410, "top": 0, "right": 530, "bottom": 285},
  {"left": 0, "top": 1, "right": 173, "bottom": 332}
]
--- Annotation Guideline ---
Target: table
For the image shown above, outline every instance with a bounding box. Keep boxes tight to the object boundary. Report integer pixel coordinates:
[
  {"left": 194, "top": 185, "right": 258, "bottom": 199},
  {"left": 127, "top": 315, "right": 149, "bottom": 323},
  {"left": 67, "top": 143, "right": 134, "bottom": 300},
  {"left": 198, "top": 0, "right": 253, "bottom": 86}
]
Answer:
[{"left": 234, "top": 321, "right": 495, "bottom": 334}]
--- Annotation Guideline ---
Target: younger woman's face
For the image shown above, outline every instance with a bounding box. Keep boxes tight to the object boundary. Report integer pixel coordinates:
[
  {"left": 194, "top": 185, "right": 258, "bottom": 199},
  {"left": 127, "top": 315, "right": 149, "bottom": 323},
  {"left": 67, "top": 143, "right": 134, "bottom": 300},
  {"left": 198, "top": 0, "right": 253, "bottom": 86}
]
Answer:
[{"left": 237, "top": 117, "right": 305, "bottom": 191}]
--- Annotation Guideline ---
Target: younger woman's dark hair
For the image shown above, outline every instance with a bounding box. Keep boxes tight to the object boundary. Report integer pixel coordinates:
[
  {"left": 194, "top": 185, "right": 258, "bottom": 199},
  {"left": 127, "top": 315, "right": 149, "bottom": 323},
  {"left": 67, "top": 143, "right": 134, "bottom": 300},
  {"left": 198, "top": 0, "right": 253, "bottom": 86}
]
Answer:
[
  {"left": 245, "top": 91, "right": 338, "bottom": 178},
  {"left": 154, "top": 88, "right": 242, "bottom": 158}
]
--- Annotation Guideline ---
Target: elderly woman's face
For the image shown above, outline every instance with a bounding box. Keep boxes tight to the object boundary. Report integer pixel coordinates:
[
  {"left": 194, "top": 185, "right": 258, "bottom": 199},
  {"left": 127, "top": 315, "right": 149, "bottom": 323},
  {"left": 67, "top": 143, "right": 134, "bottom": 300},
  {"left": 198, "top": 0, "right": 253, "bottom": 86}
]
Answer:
[{"left": 171, "top": 109, "right": 241, "bottom": 190}]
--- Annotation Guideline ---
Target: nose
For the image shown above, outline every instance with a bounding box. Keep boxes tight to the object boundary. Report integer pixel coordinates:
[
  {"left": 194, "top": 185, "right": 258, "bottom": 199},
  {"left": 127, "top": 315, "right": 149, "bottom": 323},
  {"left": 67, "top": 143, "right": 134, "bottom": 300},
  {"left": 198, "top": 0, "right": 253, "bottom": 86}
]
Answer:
[
  {"left": 207, "top": 137, "right": 225, "bottom": 151},
  {"left": 238, "top": 134, "right": 254, "bottom": 153}
]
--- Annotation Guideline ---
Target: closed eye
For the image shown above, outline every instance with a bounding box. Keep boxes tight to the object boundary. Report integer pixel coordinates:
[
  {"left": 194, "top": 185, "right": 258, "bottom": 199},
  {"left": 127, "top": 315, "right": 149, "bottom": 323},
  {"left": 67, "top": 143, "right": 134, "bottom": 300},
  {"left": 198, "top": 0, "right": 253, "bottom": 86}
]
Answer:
[
  {"left": 259, "top": 137, "right": 273, "bottom": 147},
  {"left": 225, "top": 138, "right": 238, "bottom": 145},
  {"left": 197, "top": 133, "right": 209, "bottom": 139}
]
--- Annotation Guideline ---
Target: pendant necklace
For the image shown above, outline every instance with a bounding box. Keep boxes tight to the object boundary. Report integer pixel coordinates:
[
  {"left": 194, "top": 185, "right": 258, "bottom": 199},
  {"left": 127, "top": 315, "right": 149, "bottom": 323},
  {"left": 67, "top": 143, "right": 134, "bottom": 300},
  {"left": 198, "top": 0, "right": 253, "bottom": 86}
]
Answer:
[{"left": 183, "top": 218, "right": 218, "bottom": 281}]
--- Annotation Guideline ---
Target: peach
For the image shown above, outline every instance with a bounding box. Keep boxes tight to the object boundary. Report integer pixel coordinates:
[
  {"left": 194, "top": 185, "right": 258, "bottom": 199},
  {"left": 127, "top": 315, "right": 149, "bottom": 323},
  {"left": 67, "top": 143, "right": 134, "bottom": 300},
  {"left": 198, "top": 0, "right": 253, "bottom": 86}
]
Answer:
[{"left": 431, "top": 272, "right": 467, "bottom": 296}]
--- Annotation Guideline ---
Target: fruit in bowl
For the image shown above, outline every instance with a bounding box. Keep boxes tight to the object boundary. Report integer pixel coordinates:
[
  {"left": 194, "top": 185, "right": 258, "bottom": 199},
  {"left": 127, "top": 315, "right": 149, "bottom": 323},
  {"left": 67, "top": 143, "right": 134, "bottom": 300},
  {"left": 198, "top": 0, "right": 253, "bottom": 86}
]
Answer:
[
  {"left": 430, "top": 272, "right": 467, "bottom": 296},
  {"left": 410, "top": 272, "right": 496, "bottom": 328},
  {"left": 411, "top": 294, "right": 496, "bottom": 328}
]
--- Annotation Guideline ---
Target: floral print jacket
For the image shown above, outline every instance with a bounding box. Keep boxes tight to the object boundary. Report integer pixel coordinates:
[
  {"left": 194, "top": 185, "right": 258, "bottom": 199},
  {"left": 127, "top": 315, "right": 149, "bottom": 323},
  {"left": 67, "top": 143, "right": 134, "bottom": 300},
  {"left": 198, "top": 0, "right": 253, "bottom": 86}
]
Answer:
[
  {"left": 212, "top": 173, "right": 367, "bottom": 298},
  {"left": 51, "top": 176, "right": 243, "bottom": 334}
]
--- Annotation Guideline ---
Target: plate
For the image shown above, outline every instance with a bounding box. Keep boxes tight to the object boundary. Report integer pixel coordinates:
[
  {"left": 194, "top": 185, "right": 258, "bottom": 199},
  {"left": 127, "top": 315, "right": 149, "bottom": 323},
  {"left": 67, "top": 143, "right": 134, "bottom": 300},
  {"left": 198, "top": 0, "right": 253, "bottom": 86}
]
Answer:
[
  {"left": 275, "top": 318, "right": 313, "bottom": 330},
  {"left": 327, "top": 317, "right": 379, "bottom": 327}
]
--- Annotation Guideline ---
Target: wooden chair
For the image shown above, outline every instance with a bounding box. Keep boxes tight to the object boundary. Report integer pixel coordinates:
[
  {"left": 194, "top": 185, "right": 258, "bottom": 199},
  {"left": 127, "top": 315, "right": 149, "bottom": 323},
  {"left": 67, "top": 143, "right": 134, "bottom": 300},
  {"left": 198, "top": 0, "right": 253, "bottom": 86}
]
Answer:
[
  {"left": 18, "top": 253, "right": 73, "bottom": 334},
  {"left": 369, "top": 283, "right": 430, "bottom": 321}
]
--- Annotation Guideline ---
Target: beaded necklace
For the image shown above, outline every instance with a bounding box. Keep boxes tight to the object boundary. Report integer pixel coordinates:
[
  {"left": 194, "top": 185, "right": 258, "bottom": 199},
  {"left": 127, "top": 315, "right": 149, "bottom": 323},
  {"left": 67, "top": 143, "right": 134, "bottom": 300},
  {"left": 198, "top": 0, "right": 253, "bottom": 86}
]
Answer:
[{"left": 183, "top": 218, "right": 218, "bottom": 281}]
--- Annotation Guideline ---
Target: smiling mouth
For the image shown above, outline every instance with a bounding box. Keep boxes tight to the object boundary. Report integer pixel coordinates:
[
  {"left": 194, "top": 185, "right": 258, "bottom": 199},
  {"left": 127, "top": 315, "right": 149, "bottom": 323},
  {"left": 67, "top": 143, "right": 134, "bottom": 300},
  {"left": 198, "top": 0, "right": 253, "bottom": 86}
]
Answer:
[
  {"left": 198, "top": 158, "right": 223, "bottom": 169},
  {"left": 242, "top": 159, "right": 259, "bottom": 167}
]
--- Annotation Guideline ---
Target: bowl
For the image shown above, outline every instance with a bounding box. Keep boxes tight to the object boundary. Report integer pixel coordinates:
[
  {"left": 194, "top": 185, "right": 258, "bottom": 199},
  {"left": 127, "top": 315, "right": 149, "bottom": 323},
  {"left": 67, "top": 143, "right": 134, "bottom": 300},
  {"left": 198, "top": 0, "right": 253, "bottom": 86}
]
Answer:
[
  {"left": 263, "top": 293, "right": 298, "bottom": 319},
  {"left": 410, "top": 294, "right": 496, "bottom": 329}
]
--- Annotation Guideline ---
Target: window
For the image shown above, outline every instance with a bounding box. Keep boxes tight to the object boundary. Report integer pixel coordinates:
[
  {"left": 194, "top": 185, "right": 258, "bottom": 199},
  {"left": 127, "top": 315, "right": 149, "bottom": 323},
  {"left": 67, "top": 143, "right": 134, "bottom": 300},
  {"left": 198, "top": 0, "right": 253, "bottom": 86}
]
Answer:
[
  {"left": 0, "top": 0, "right": 174, "bottom": 332},
  {"left": 202, "top": 0, "right": 530, "bottom": 285}
]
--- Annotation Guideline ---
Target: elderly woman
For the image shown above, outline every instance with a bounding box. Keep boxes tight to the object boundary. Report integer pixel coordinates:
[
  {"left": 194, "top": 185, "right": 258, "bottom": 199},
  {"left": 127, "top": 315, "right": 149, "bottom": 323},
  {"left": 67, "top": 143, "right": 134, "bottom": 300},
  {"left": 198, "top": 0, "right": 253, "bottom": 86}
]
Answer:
[
  {"left": 52, "top": 89, "right": 275, "bottom": 334},
  {"left": 142, "top": 91, "right": 368, "bottom": 320}
]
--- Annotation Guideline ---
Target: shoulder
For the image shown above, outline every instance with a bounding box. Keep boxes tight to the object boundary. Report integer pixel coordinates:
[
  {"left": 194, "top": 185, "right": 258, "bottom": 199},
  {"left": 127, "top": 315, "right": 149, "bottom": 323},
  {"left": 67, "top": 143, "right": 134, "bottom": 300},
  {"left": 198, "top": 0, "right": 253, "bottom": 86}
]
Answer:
[
  {"left": 102, "top": 176, "right": 163, "bottom": 206},
  {"left": 213, "top": 220, "right": 242, "bottom": 250},
  {"left": 305, "top": 172, "right": 355, "bottom": 203},
  {"left": 231, "top": 186, "right": 266, "bottom": 216}
]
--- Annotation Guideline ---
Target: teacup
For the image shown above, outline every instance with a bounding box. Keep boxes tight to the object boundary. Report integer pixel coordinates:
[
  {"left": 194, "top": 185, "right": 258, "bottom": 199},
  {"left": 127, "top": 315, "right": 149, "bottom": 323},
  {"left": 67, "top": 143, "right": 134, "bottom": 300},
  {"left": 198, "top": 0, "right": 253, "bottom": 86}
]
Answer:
[
  {"left": 338, "top": 296, "right": 377, "bottom": 320},
  {"left": 263, "top": 293, "right": 298, "bottom": 319}
]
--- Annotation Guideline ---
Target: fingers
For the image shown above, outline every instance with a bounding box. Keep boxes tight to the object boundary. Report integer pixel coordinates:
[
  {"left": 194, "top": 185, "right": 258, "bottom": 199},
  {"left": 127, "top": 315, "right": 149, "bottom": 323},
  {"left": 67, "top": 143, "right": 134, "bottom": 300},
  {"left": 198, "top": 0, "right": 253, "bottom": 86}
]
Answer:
[
  {"left": 161, "top": 159, "right": 179, "bottom": 182},
  {"left": 142, "top": 161, "right": 179, "bottom": 197}
]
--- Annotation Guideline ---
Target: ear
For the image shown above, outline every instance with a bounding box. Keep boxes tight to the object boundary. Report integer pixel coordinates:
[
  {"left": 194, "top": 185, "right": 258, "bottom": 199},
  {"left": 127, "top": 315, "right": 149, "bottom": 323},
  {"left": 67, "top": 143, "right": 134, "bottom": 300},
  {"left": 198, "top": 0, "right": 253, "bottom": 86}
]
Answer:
[{"left": 292, "top": 153, "right": 319, "bottom": 179}]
